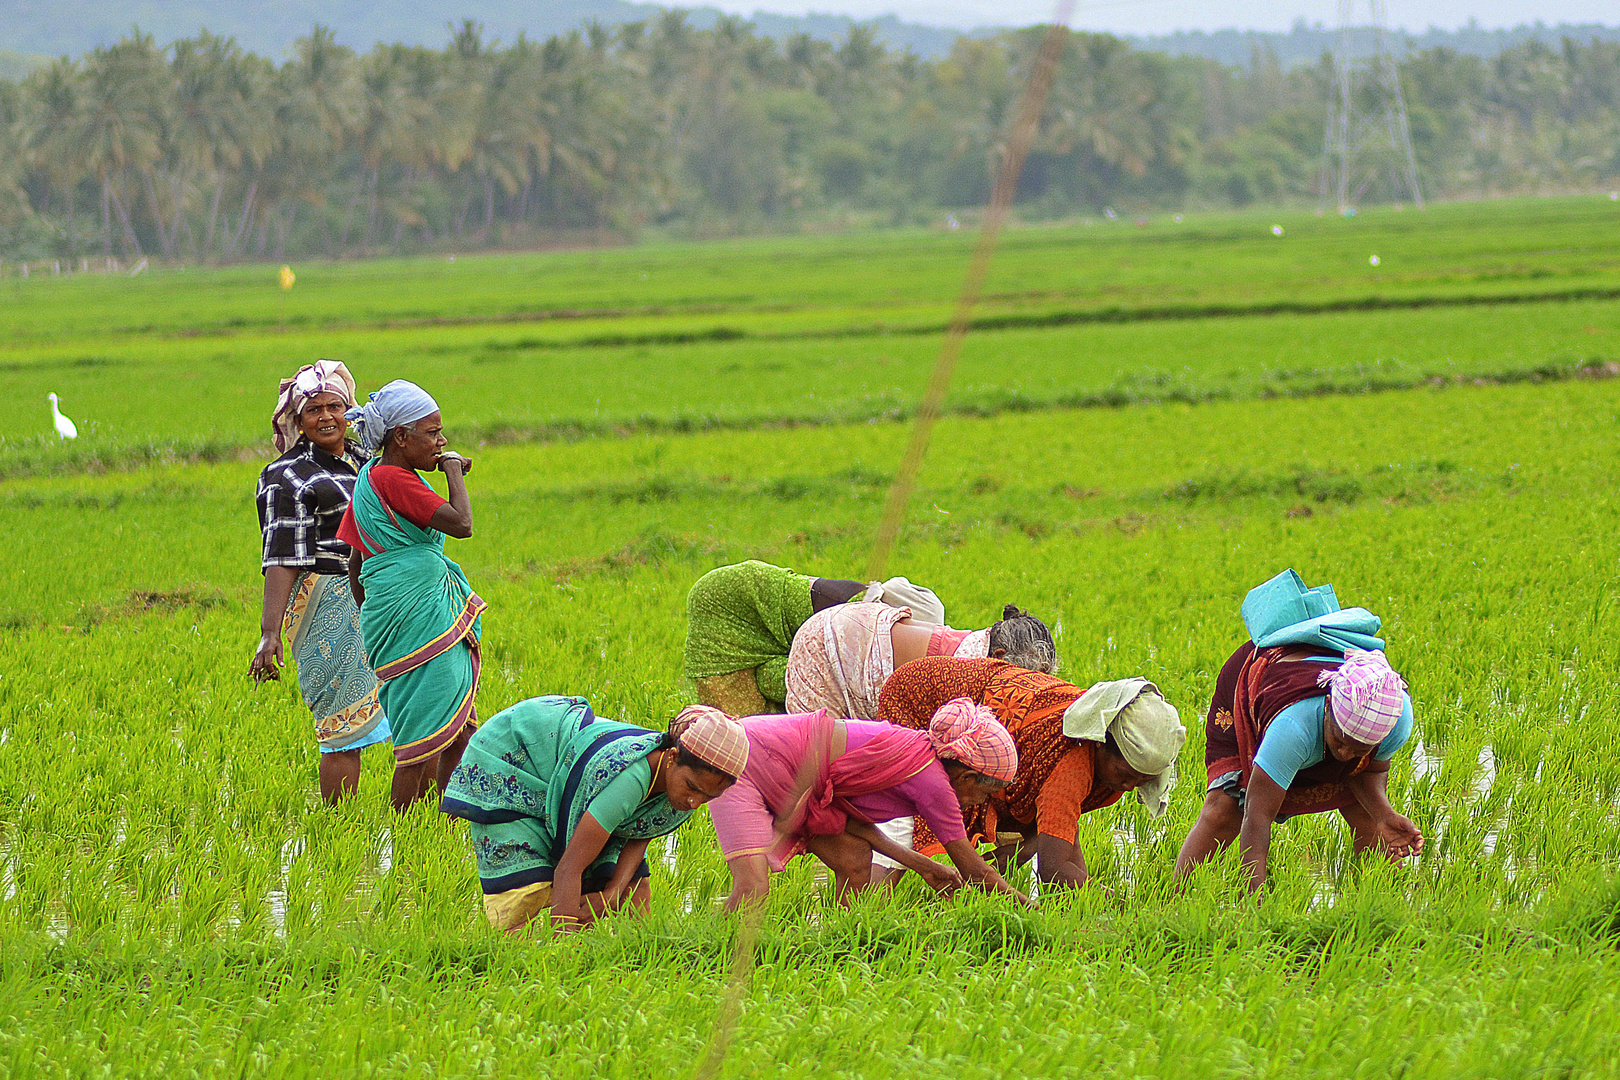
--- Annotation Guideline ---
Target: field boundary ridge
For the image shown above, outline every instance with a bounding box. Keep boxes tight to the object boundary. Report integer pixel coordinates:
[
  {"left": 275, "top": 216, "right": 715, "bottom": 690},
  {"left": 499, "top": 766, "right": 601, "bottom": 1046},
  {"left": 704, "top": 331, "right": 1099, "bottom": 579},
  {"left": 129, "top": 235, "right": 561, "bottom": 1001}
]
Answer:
[{"left": 4, "top": 358, "right": 1614, "bottom": 483}]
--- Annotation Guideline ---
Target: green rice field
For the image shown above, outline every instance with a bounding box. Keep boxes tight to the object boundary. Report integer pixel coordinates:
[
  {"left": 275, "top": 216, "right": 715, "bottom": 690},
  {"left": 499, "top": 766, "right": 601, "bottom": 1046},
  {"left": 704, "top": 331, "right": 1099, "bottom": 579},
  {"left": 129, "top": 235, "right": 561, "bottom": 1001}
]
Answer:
[{"left": 4, "top": 196, "right": 1620, "bottom": 1077}]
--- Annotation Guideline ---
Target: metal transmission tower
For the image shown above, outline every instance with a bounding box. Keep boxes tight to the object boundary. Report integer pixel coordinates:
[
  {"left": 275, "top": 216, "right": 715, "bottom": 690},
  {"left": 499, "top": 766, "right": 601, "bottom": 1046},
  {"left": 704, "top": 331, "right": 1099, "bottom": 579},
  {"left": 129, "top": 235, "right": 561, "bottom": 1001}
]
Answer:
[{"left": 1321, "top": 0, "right": 1423, "bottom": 212}]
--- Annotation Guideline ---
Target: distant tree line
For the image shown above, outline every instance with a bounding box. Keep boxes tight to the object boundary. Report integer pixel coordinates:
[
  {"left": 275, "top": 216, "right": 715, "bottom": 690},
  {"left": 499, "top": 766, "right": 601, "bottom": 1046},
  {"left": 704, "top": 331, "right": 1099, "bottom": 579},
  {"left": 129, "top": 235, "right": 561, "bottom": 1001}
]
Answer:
[{"left": 2, "top": 16, "right": 1618, "bottom": 261}]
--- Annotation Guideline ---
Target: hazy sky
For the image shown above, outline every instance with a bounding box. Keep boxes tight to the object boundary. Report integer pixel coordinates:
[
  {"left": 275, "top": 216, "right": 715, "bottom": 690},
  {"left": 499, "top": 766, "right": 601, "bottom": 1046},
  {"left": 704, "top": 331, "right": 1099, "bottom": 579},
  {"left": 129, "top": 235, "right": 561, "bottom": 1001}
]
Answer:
[{"left": 708, "top": 0, "right": 1617, "bottom": 34}]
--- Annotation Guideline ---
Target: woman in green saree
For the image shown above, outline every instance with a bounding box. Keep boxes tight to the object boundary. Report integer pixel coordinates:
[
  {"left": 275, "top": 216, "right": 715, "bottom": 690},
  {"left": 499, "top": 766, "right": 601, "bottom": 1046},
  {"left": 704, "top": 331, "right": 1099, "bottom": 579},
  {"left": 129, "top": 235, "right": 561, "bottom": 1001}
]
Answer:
[
  {"left": 442, "top": 698, "right": 749, "bottom": 934},
  {"left": 336, "top": 380, "right": 483, "bottom": 811}
]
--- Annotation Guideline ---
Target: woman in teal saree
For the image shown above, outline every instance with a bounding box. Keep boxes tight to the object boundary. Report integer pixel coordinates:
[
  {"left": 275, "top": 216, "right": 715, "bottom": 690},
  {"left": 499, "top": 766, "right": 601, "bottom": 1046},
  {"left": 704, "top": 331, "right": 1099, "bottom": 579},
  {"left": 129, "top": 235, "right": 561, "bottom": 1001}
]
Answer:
[
  {"left": 337, "top": 380, "right": 483, "bottom": 811},
  {"left": 443, "top": 697, "right": 749, "bottom": 934}
]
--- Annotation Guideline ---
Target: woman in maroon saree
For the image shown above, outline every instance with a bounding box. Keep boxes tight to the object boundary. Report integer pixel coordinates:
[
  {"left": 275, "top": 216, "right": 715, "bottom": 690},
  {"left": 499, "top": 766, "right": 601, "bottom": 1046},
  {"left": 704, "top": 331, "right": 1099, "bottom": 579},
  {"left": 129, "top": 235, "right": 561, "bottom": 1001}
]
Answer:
[{"left": 1175, "top": 640, "right": 1422, "bottom": 891}]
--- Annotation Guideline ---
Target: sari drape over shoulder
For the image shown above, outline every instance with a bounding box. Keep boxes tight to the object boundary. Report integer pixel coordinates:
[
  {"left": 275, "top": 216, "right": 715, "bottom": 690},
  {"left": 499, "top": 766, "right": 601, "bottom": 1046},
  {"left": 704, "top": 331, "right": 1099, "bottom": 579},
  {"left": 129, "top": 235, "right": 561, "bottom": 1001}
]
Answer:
[
  {"left": 349, "top": 458, "right": 485, "bottom": 765},
  {"left": 1204, "top": 641, "right": 1370, "bottom": 816},
  {"left": 878, "top": 657, "right": 1123, "bottom": 852},
  {"left": 784, "top": 602, "right": 912, "bottom": 718},
  {"left": 442, "top": 696, "right": 693, "bottom": 894},
  {"left": 709, "top": 711, "right": 939, "bottom": 871}
]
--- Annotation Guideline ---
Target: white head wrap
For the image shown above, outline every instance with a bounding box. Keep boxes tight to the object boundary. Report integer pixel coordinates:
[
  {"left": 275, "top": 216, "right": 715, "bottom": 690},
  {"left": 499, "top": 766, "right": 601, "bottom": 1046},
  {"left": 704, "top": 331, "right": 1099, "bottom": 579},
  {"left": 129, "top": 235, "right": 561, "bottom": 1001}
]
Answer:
[
  {"left": 862, "top": 577, "right": 946, "bottom": 625},
  {"left": 1062, "top": 678, "right": 1187, "bottom": 819},
  {"left": 345, "top": 380, "right": 439, "bottom": 454},
  {"left": 272, "top": 360, "right": 357, "bottom": 454}
]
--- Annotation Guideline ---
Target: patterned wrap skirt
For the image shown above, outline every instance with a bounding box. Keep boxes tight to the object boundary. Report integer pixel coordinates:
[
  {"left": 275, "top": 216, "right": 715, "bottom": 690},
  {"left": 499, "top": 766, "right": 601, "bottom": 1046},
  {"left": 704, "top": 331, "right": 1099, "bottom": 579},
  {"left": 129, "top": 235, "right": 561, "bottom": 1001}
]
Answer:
[{"left": 284, "top": 572, "right": 391, "bottom": 753}]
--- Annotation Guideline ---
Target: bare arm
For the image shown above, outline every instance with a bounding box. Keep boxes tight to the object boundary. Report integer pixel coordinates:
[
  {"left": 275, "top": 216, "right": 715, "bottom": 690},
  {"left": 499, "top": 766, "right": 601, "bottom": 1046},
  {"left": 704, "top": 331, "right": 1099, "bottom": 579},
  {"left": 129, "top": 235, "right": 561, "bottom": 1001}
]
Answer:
[
  {"left": 550, "top": 812, "right": 614, "bottom": 933},
  {"left": 348, "top": 547, "right": 366, "bottom": 609},
  {"left": 844, "top": 820, "right": 963, "bottom": 895},
  {"left": 599, "top": 838, "right": 652, "bottom": 911},
  {"left": 724, "top": 853, "right": 771, "bottom": 911},
  {"left": 943, "top": 839, "right": 1033, "bottom": 907},
  {"left": 428, "top": 456, "right": 473, "bottom": 538},
  {"left": 1346, "top": 763, "right": 1424, "bottom": 859},
  {"left": 1032, "top": 832, "right": 1090, "bottom": 888},
  {"left": 1238, "top": 769, "right": 1288, "bottom": 893},
  {"left": 250, "top": 566, "right": 300, "bottom": 682}
]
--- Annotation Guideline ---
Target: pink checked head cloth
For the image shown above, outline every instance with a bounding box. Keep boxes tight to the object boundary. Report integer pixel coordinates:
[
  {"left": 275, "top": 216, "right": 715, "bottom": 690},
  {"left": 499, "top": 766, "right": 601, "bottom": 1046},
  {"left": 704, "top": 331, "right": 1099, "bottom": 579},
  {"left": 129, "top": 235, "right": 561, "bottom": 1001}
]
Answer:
[
  {"left": 669, "top": 705, "right": 750, "bottom": 779},
  {"left": 928, "top": 698, "right": 1019, "bottom": 783},
  {"left": 1327, "top": 649, "right": 1407, "bottom": 743},
  {"left": 272, "top": 360, "right": 358, "bottom": 453}
]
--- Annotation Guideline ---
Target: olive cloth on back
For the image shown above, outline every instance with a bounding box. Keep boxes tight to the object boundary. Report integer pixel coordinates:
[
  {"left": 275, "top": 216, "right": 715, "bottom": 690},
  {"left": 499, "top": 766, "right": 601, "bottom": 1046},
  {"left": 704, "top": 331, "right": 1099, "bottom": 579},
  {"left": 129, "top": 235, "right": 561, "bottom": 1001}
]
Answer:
[
  {"left": 684, "top": 561, "right": 816, "bottom": 707},
  {"left": 683, "top": 561, "right": 946, "bottom": 709}
]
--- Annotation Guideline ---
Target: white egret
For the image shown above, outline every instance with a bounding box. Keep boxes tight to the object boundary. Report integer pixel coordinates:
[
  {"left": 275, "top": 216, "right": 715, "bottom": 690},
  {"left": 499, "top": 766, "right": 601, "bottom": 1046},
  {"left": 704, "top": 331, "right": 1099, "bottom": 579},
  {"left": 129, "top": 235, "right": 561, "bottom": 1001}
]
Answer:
[{"left": 47, "top": 393, "right": 78, "bottom": 439}]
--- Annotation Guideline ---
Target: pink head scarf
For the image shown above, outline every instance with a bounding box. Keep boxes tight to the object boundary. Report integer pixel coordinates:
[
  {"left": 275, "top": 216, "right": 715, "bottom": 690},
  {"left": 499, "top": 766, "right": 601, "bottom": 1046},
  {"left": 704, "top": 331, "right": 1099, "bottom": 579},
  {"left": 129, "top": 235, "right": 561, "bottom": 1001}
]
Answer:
[
  {"left": 272, "top": 360, "right": 358, "bottom": 453},
  {"left": 1325, "top": 649, "right": 1407, "bottom": 743},
  {"left": 670, "top": 705, "right": 750, "bottom": 779},
  {"left": 928, "top": 698, "right": 1019, "bottom": 782}
]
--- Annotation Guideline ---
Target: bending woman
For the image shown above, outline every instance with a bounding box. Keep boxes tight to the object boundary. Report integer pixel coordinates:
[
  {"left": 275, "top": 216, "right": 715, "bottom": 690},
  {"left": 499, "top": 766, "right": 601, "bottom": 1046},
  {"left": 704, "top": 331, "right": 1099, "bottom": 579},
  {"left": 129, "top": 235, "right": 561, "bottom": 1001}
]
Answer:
[
  {"left": 250, "top": 360, "right": 392, "bottom": 803},
  {"left": 877, "top": 656, "right": 1185, "bottom": 890},
  {"left": 1175, "top": 646, "right": 1419, "bottom": 891},
  {"left": 684, "top": 560, "right": 945, "bottom": 717},
  {"left": 709, "top": 702, "right": 1029, "bottom": 909},
  {"left": 443, "top": 699, "right": 747, "bottom": 934},
  {"left": 1173, "top": 570, "right": 1421, "bottom": 891},
  {"left": 785, "top": 602, "right": 1057, "bottom": 720},
  {"left": 336, "top": 380, "right": 482, "bottom": 812}
]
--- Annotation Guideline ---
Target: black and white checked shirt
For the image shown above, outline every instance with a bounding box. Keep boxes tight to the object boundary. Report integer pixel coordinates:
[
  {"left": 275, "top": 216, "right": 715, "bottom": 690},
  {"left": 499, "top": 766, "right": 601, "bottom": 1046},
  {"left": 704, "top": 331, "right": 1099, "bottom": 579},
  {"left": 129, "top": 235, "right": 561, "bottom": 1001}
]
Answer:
[{"left": 256, "top": 438, "right": 369, "bottom": 575}]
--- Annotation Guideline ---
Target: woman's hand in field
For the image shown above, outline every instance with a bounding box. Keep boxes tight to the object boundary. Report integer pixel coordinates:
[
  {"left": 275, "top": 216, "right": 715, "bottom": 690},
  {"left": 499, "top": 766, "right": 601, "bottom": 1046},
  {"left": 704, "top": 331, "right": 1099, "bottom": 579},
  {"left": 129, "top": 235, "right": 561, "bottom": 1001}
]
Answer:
[
  {"left": 1375, "top": 813, "right": 1424, "bottom": 860},
  {"left": 916, "top": 858, "right": 965, "bottom": 897},
  {"left": 250, "top": 632, "right": 283, "bottom": 682}
]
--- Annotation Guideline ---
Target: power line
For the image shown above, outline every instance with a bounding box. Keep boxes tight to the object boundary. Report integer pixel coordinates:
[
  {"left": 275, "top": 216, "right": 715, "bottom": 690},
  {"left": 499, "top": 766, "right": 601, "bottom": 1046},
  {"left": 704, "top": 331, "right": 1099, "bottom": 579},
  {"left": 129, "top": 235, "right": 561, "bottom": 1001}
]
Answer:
[{"left": 1321, "top": 0, "right": 1423, "bottom": 212}]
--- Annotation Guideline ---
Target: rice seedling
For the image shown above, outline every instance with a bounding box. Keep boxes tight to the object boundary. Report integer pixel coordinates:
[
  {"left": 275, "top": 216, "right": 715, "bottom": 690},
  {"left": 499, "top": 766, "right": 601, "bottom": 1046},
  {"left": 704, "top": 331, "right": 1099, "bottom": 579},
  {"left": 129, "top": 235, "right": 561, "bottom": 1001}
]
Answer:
[{"left": 6, "top": 201, "right": 1620, "bottom": 1075}]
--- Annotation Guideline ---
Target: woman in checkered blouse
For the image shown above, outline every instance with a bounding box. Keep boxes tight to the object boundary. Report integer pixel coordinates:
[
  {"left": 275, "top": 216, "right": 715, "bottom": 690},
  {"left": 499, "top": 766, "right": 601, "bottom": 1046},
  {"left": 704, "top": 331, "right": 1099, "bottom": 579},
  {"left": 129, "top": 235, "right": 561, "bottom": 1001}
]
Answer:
[{"left": 251, "top": 361, "right": 392, "bottom": 804}]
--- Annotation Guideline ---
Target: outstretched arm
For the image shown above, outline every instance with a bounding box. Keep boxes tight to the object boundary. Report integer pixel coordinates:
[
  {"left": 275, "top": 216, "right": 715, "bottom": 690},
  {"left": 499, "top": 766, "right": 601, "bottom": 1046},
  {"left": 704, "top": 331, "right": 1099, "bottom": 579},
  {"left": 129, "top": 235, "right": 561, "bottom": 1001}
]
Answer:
[
  {"left": 599, "top": 838, "right": 652, "bottom": 912},
  {"left": 1346, "top": 764, "right": 1423, "bottom": 859},
  {"left": 724, "top": 854, "right": 771, "bottom": 911},
  {"left": 943, "top": 839, "right": 1033, "bottom": 907},
  {"left": 550, "top": 813, "right": 614, "bottom": 934},
  {"left": 1238, "top": 770, "right": 1287, "bottom": 893},
  {"left": 1031, "top": 832, "right": 1091, "bottom": 888},
  {"left": 250, "top": 566, "right": 300, "bottom": 682}
]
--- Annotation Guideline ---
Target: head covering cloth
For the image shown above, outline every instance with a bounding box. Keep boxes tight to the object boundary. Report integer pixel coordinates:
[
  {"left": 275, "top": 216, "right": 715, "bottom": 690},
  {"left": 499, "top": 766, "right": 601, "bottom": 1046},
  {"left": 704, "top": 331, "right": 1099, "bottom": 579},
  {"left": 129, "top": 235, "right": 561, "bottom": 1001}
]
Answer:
[
  {"left": 928, "top": 697, "right": 1019, "bottom": 782},
  {"left": 669, "top": 705, "right": 750, "bottom": 778},
  {"left": 1063, "top": 678, "right": 1186, "bottom": 818},
  {"left": 1323, "top": 649, "right": 1407, "bottom": 743},
  {"left": 862, "top": 576, "right": 946, "bottom": 625},
  {"left": 272, "top": 360, "right": 357, "bottom": 453},
  {"left": 345, "top": 379, "right": 440, "bottom": 455}
]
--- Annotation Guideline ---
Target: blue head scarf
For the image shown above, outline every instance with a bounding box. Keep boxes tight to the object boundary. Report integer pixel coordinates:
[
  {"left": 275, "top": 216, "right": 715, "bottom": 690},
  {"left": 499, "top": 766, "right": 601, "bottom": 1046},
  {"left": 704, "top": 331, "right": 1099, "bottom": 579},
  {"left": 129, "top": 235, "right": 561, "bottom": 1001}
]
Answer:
[{"left": 346, "top": 380, "right": 439, "bottom": 454}]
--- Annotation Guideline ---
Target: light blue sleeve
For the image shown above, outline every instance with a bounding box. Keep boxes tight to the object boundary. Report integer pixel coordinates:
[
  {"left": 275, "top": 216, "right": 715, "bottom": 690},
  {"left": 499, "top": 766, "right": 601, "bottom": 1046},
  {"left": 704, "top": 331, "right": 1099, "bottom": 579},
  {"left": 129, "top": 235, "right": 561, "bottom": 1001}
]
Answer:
[
  {"left": 1374, "top": 692, "right": 1415, "bottom": 760},
  {"left": 583, "top": 757, "right": 653, "bottom": 835},
  {"left": 1252, "top": 697, "right": 1326, "bottom": 790}
]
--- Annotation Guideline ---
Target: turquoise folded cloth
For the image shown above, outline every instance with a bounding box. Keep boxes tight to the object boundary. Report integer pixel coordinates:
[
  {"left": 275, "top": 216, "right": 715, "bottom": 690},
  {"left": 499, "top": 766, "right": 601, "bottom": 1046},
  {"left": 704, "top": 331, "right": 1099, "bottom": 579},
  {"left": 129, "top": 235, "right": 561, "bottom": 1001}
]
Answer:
[{"left": 1241, "top": 569, "right": 1385, "bottom": 655}]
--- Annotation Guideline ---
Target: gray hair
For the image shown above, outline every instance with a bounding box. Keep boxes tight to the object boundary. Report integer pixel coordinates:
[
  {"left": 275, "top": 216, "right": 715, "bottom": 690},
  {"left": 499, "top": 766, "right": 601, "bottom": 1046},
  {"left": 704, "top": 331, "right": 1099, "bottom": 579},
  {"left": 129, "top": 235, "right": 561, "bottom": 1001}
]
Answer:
[{"left": 989, "top": 604, "right": 1058, "bottom": 673}]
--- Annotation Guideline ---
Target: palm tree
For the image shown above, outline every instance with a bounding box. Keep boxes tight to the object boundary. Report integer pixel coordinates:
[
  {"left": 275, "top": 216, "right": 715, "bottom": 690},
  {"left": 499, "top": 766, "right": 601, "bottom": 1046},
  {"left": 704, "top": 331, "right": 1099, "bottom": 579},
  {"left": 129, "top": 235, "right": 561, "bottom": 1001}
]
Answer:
[
  {"left": 78, "top": 32, "right": 168, "bottom": 256},
  {"left": 244, "top": 26, "right": 360, "bottom": 258},
  {"left": 446, "top": 25, "right": 552, "bottom": 238},
  {"left": 19, "top": 59, "right": 89, "bottom": 255},
  {"left": 0, "top": 81, "right": 32, "bottom": 236},
  {"left": 169, "top": 32, "right": 273, "bottom": 260}
]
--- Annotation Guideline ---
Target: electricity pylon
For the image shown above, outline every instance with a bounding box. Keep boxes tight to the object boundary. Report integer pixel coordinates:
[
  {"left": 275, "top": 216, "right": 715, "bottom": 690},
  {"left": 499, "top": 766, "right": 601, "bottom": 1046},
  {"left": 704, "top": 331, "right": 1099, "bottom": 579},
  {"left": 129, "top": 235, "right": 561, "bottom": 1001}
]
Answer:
[{"left": 1321, "top": 0, "right": 1423, "bottom": 212}]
